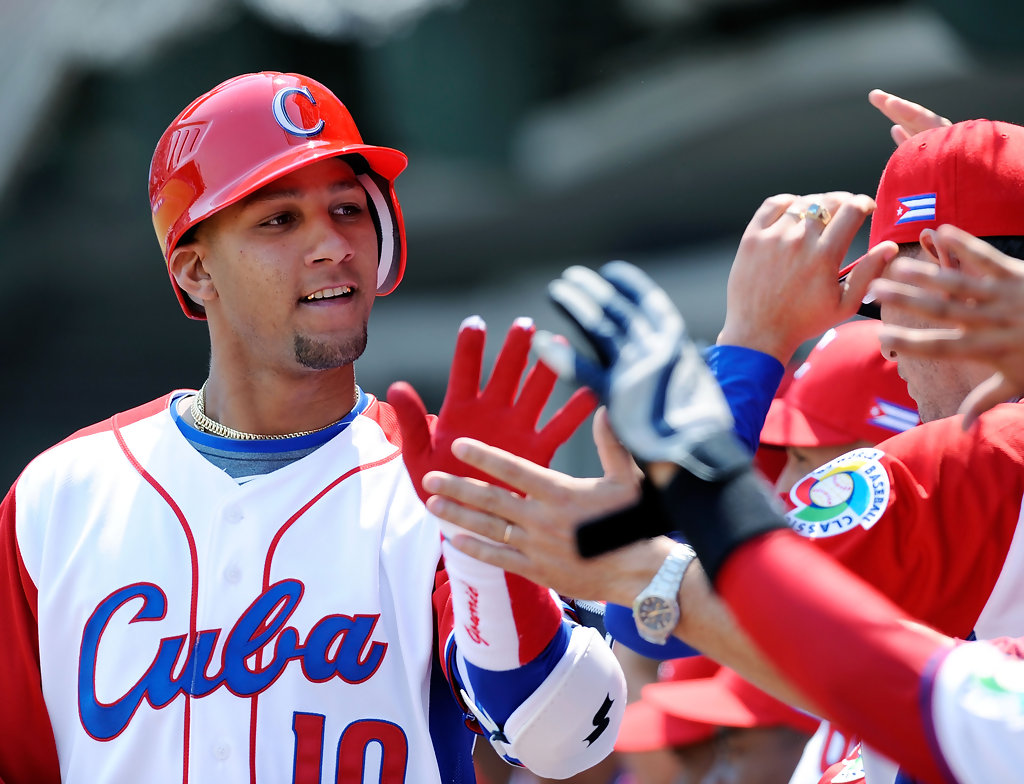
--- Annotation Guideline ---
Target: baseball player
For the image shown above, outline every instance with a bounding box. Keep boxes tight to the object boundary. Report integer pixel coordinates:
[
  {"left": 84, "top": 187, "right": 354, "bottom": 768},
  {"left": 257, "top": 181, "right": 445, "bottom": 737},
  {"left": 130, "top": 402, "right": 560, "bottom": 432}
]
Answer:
[
  {"left": 616, "top": 655, "right": 820, "bottom": 784},
  {"left": 0, "top": 71, "right": 626, "bottom": 784},
  {"left": 521, "top": 259, "right": 1024, "bottom": 784}
]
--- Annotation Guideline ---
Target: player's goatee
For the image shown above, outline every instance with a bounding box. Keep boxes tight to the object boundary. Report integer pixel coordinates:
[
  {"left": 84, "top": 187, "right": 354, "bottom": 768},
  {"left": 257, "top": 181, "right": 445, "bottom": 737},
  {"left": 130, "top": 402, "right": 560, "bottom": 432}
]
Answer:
[{"left": 294, "top": 326, "right": 368, "bottom": 369}]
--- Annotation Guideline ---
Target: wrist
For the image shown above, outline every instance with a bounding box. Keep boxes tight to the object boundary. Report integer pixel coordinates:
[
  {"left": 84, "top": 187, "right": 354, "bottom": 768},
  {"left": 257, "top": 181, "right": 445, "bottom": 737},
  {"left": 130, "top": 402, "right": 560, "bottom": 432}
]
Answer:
[
  {"left": 716, "top": 324, "right": 797, "bottom": 365},
  {"left": 442, "top": 542, "right": 561, "bottom": 669},
  {"left": 658, "top": 467, "right": 788, "bottom": 585},
  {"left": 606, "top": 536, "right": 674, "bottom": 607},
  {"left": 632, "top": 541, "right": 697, "bottom": 644}
]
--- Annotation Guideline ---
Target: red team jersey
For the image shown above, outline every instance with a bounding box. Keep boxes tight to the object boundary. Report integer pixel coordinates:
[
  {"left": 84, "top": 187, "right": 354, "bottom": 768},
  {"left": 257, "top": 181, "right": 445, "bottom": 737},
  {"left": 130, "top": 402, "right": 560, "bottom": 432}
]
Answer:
[
  {"left": 773, "top": 402, "right": 1024, "bottom": 783},
  {"left": 784, "top": 402, "right": 1024, "bottom": 642},
  {"left": 709, "top": 346, "right": 1024, "bottom": 783},
  {"left": 0, "top": 393, "right": 476, "bottom": 784}
]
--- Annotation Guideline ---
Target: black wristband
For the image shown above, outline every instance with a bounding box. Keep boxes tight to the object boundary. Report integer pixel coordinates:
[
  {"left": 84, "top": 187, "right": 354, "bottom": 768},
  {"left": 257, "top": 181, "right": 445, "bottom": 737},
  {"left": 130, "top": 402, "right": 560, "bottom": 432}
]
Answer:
[
  {"left": 575, "top": 477, "right": 674, "bottom": 558},
  {"left": 660, "top": 466, "right": 788, "bottom": 584}
]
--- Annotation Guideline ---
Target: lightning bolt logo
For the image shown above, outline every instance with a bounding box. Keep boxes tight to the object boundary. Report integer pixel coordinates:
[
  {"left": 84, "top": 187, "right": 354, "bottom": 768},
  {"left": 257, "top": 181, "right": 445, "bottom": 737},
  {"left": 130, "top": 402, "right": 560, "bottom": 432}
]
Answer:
[{"left": 584, "top": 694, "right": 614, "bottom": 746}]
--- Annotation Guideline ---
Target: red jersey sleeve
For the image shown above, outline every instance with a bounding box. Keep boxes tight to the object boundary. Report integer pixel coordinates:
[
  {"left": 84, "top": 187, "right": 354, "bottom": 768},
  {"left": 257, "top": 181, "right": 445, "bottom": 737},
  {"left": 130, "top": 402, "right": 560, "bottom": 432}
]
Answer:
[
  {"left": 719, "top": 531, "right": 954, "bottom": 784},
  {"left": 0, "top": 485, "right": 60, "bottom": 784},
  {"left": 783, "top": 404, "right": 1024, "bottom": 639}
]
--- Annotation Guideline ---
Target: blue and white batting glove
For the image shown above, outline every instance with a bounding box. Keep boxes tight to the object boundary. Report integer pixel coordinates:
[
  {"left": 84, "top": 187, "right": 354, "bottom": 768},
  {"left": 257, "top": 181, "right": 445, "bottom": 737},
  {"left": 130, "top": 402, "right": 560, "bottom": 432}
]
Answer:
[{"left": 534, "top": 261, "right": 748, "bottom": 482}]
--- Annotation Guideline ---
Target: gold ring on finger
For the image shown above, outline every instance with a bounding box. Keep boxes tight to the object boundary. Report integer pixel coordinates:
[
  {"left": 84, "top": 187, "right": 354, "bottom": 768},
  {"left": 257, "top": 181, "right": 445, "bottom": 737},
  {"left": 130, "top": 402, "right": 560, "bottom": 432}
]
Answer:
[
  {"left": 804, "top": 203, "right": 831, "bottom": 226},
  {"left": 502, "top": 523, "right": 514, "bottom": 545}
]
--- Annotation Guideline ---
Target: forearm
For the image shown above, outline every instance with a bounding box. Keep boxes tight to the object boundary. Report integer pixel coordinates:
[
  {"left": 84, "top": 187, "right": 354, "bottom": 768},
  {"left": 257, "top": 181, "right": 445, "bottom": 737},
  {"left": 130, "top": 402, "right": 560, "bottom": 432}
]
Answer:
[
  {"left": 573, "top": 502, "right": 817, "bottom": 711},
  {"left": 442, "top": 542, "right": 625, "bottom": 778},
  {"left": 668, "top": 556, "right": 820, "bottom": 713},
  {"left": 442, "top": 541, "right": 562, "bottom": 671},
  {"left": 652, "top": 462, "right": 951, "bottom": 783},
  {"left": 718, "top": 532, "right": 950, "bottom": 783}
]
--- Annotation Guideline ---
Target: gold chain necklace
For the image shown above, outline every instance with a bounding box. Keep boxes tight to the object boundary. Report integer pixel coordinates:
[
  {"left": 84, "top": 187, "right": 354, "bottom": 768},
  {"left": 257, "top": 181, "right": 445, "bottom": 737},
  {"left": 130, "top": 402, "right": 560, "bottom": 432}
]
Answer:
[{"left": 189, "top": 381, "right": 346, "bottom": 440}]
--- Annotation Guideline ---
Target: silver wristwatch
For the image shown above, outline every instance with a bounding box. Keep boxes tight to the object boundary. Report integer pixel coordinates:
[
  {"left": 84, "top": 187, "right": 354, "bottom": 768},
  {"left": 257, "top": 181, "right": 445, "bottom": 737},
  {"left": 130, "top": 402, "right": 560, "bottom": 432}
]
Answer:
[{"left": 632, "top": 542, "right": 697, "bottom": 645}]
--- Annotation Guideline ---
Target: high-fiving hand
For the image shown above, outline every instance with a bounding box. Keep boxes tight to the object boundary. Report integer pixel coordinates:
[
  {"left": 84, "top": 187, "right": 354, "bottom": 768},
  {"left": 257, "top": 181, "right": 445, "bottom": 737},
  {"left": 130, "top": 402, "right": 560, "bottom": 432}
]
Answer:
[
  {"left": 533, "top": 261, "right": 747, "bottom": 482},
  {"left": 388, "top": 315, "right": 597, "bottom": 513}
]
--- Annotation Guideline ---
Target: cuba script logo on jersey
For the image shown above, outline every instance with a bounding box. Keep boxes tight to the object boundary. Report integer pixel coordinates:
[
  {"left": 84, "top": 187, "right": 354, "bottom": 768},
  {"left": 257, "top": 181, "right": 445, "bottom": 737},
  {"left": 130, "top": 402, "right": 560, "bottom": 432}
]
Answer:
[
  {"left": 78, "top": 579, "right": 387, "bottom": 740},
  {"left": 786, "top": 448, "right": 891, "bottom": 538}
]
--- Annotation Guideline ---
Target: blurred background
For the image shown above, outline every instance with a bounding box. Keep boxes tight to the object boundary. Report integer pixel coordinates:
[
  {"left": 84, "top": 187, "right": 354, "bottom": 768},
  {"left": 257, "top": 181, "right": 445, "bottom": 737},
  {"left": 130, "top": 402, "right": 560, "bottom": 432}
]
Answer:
[{"left": 2, "top": 0, "right": 1024, "bottom": 487}]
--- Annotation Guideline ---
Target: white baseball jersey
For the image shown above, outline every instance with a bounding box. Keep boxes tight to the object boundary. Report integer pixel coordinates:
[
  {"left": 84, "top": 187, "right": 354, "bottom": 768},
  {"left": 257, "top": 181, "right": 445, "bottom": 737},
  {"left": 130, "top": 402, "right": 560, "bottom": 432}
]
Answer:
[{"left": 0, "top": 391, "right": 475, "bottom": 784}]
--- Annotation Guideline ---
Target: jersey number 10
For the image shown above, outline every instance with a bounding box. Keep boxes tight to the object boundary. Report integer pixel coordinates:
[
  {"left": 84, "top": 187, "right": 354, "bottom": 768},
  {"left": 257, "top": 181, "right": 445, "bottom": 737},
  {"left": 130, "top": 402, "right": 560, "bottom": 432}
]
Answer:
[{"left": 292, "top": 712, "right": 409, "bottom": 782}]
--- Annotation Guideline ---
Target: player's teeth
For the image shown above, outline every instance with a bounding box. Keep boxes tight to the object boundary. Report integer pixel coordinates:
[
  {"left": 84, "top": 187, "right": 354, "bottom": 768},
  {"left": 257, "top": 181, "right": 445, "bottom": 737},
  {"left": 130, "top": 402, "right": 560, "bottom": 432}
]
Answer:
[{"left": 305, "top": 286, "right": 352, "bottom": 301}]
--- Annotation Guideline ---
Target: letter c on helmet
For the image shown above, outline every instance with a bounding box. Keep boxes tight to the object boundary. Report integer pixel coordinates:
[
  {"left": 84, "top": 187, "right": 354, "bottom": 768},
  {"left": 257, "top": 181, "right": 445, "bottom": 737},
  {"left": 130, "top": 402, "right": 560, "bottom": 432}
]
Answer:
[{"left": 272, "top": 86, "right": 325, "bottom": 137}]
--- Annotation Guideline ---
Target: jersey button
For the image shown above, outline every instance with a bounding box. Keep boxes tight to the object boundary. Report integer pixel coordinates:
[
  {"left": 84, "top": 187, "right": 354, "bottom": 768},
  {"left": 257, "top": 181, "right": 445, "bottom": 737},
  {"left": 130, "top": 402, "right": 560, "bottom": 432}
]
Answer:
[
  {"left": 224, "top": 565, "right": 242, "bottom": 584},
  {"left": 223, "top": 506, "right": 244, "bottom": 524},
  {"left": 214, "top": 743, "right": 231, "bottom": 760}
]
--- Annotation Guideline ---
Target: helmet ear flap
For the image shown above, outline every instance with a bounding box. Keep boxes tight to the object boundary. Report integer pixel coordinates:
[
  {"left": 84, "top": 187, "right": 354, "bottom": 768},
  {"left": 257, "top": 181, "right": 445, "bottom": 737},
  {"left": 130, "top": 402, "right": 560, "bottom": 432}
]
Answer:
[{"left": 357, "top": 167, "right": 405, "bottom": 295}]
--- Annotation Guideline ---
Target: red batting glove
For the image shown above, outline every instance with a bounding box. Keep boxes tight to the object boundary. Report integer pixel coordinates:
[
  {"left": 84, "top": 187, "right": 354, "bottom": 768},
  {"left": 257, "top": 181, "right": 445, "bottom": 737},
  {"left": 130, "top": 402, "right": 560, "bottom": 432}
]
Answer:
[
  {"left": 388, "top": 316, "right": 597, "bottom": 667},
  {"left": 389, "top": 316, "right": 596, "bottom": 666},
  {"left": 387, "top": 316, "right": 597, "bottom": 504}
]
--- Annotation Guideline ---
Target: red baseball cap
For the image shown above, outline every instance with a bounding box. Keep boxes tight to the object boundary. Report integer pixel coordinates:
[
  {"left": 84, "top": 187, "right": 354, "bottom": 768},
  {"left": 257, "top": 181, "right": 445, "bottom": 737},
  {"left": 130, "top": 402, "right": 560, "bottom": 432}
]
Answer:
[
  {"left": 615, "top": 656, "right": 720, "bottom": 753},
  {"left": 760, "top": 320, "right": 919, "bottom": 448},
  {"left": 868, "top": 119, "right": 1024, "bottom": 248},
  {"left": 644, "top": 666, "right": 820, "bottom": 735}
]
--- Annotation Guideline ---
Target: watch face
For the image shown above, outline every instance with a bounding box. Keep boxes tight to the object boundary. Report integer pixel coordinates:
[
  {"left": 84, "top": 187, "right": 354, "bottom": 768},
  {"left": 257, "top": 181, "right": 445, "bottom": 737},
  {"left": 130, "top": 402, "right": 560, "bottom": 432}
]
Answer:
[{"left": 637, "top": 596, "right": 677, "bottom": 631}]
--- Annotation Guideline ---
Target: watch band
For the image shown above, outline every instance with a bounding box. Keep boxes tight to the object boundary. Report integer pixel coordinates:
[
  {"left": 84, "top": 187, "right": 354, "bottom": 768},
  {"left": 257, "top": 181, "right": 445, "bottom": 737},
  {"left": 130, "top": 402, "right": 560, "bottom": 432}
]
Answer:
[
  {"left": 651, "top": 542, "right": 696, "bottom": 595},
  {"left": 633, "top": 542, "right": 697, "bottom": 644}
]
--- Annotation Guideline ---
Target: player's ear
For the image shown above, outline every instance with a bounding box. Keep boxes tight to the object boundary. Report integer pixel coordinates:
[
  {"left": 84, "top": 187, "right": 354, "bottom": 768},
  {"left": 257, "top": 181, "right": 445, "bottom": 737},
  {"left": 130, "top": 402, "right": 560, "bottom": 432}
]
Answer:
[
  {"left": 169, "top": 241, "right": 216, "bottom": 310},
  {"left": 919, "top": 228, "right": 959, "bottom": 271}
]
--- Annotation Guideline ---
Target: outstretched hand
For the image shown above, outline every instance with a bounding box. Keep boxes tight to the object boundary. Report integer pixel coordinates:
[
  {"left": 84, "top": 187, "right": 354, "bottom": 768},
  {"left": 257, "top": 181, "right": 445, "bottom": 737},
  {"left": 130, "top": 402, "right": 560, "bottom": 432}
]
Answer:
[
  {"left": 871, "top": 225, "right": 1024, "bottom": 428},
  {"left": 533, "top": 261, "right": 745, "bottom": 482},
  {"left": 387, "top": 316, "right": 597, "bottom": 509}
]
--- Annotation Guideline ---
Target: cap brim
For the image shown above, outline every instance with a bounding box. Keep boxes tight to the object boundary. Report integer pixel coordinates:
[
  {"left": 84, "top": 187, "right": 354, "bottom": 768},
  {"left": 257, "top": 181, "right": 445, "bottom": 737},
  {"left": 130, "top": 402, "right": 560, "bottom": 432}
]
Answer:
[
  {"left": 644, "top": 675, "right": 819, "bottom": 734},
  {"left": 615, "top": 699, "right": 714, "bottom": 752},
  {"left": 659, "top": 655, "right": 721, "bottom": 681},
  {"left": 759, "top": 399, "right": 858, "bottom": 448}
]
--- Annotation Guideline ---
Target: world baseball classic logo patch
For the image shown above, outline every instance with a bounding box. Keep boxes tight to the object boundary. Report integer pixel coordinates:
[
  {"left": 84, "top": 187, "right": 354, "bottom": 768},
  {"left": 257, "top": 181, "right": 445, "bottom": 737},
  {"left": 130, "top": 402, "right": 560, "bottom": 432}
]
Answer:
[{"left": 786, "top": 448, "right": 890, "bottom": 538}]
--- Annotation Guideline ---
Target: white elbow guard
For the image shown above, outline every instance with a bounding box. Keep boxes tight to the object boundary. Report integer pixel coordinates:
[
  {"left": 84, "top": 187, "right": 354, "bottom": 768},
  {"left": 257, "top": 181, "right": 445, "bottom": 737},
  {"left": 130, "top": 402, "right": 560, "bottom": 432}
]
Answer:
[{"left": 461, "top": 624, "right": 626, "bottom": 779}]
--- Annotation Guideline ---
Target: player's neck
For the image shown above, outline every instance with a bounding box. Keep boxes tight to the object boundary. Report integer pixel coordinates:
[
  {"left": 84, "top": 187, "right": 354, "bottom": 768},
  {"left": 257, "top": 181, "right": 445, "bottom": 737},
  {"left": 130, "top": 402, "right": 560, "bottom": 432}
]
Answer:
[{"left": 199, "top": 365, "right": 359, "bottom": 438}]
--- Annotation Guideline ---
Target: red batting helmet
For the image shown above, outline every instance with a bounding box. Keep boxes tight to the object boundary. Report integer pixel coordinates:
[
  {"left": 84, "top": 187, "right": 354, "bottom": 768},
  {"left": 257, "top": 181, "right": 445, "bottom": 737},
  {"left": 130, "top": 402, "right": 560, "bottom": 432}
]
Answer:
[{"left": 149, "top": 71, "right": 409, "bottom": 319}]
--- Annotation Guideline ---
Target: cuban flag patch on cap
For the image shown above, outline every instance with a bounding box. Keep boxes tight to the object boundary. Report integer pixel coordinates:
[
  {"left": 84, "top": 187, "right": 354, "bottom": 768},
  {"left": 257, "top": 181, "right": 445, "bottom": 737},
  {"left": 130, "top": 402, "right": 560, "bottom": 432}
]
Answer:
[
  {"left": 869, "top": 399, "right": 920, "bottom": 433},
  {"left": 894, "top": 193, "right": 936, "bottom": 225}
]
